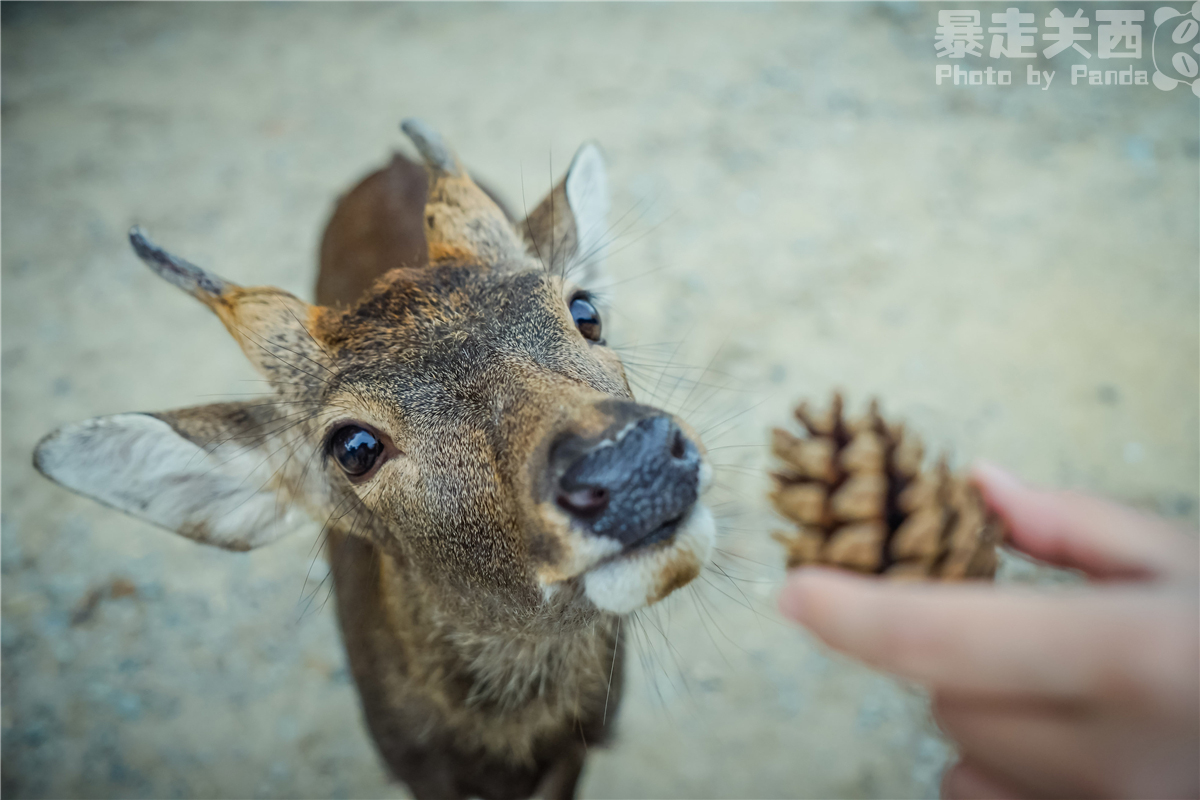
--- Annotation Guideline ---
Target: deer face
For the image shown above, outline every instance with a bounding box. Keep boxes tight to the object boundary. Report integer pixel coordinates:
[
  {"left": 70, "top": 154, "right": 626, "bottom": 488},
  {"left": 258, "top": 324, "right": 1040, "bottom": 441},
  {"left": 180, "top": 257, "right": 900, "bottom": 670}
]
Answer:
[{"left": 33, "top": 121, "right": 713, "bottom": 615}]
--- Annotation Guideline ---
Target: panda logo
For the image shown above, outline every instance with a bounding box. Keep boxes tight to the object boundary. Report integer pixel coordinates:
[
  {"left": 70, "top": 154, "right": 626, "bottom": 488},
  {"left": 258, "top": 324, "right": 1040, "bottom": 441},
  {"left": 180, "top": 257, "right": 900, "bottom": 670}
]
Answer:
[{"left": 1153, "top": 1, "right": 1200, "bottom": 95}]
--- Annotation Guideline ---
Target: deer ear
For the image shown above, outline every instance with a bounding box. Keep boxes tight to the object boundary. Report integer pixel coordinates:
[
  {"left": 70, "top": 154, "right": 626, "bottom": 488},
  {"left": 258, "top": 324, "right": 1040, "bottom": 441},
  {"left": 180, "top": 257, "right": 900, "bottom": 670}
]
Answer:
[
  {"left": 33, "top": 403, "right": 320, "bottom": 551},
  {"left": 521, "top": 142, "right": 610, "bottom": 287}
]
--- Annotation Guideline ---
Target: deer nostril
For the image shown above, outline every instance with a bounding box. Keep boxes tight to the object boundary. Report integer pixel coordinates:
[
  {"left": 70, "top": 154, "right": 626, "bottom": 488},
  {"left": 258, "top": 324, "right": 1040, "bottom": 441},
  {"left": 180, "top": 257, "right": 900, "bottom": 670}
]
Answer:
[
  {"left": 557, "top": 486, "right": 610, "bottom": 519},
  {"left": 669, "top": 427, "right": 687, "bottom": 460}
]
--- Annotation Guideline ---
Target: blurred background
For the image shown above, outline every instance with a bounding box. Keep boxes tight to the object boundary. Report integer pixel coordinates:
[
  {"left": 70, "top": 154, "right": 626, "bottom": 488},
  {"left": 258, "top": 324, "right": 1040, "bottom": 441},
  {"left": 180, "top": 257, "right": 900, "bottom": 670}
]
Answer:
[{"left": 2, "top": 3, "right": 1196, "bottom": 798}]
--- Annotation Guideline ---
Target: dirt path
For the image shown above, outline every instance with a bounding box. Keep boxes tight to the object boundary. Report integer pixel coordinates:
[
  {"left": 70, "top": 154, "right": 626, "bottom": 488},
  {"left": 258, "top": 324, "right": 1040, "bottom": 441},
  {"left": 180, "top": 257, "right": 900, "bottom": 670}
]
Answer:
[{"left": 3, "top": 4, "right": 1196, "bottom": 798}]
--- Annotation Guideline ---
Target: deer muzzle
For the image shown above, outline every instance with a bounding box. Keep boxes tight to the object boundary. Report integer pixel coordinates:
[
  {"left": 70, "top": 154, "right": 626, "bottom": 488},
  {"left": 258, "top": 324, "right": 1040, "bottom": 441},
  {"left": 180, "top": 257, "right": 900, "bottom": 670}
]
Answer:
[
  {"left": 553, "top": 415, "right": 700, "bottom": 550},
  {"left": 536, "top": 402, "right": 715, "bottom": 614}
]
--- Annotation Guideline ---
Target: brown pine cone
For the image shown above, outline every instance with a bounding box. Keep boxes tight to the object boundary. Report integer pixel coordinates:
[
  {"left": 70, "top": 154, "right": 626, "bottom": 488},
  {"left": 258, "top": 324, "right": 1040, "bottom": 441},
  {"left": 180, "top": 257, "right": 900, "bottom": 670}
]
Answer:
[{"left": 769, "top": 394, "right": 1001, "bottom": 580}]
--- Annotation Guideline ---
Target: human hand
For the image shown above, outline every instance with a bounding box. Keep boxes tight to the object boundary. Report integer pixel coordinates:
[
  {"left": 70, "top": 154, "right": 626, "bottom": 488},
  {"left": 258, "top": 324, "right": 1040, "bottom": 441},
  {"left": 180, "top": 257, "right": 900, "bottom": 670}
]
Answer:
[{"left": 778, "top": 462, "right": 1199, "bottom": 799}]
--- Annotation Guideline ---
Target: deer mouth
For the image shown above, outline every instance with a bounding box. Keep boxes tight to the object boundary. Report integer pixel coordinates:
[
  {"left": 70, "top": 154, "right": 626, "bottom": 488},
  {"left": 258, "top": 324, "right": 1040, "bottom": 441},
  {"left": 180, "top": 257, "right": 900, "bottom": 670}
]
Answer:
[
  {"left": 627, "top": 513, "right": 686, "bottom": 551},
  {"left": 535, "top": 408, "right": 714, "bottom": 613},
  {"left": 580, "top": 499, "right": 715, "bottom": 614}
]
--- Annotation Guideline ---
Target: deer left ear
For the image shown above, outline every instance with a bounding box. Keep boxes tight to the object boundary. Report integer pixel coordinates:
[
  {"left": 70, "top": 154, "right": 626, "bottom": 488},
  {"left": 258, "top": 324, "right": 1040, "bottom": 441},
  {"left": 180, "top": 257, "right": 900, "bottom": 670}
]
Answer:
[
  {"left": 33, "top": 403, "right": 323, "bottom": 551},
  {"left": 521, "top": 142, "right": 610, "bottom": 287}
]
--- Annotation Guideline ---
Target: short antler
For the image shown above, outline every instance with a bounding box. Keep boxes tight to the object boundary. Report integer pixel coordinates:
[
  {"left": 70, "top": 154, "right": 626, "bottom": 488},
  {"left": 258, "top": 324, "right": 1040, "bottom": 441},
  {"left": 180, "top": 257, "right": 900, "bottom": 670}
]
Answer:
[
  {"left": 127, "top": 227, "right": 329, "bottom": 387},
  {"left": 400, "top": 119, "right": 463, "bottom": 177},
  {"left": 129, "top": 226, "right": 235, "bottom": 306},
  {"left": 400, "top": 118, "right": 524, "bottom": 265}
]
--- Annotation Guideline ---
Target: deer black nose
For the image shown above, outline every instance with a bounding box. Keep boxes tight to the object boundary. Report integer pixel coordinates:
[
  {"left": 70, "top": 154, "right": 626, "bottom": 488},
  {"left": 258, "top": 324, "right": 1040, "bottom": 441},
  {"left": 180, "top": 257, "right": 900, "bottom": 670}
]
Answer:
[{"left": 555, "top": 415, "right": 700, "bottom": 549}]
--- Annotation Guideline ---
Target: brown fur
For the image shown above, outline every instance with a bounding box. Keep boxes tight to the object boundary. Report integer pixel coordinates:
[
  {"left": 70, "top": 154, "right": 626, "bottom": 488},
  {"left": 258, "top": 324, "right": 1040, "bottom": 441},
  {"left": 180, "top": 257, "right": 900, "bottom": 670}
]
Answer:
[
  {"left": 317, "top": 154, "right": 431, "bottom": 307},
  {"left": 315, "top": 151, "right": 626, "bottom": 799}
]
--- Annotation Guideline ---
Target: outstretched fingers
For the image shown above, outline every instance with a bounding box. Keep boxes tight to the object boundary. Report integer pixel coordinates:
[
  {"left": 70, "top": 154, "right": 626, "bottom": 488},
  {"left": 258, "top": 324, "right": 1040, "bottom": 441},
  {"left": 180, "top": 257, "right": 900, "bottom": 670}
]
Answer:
[
  {"left": 941, "top": 757, "right": 1027, "bottom": 800},
  {"left": 971, "top": 462, "right": 1198, "bottom": 581},
  {"left": 933, "top": 689, "right": 1200, "bottom": 800},
  {"left": 777, "top": 568, "right": 1183, "bottom": 704},
  {"left": 933, "top": 697, "right": 1104, "bottom": 800}
]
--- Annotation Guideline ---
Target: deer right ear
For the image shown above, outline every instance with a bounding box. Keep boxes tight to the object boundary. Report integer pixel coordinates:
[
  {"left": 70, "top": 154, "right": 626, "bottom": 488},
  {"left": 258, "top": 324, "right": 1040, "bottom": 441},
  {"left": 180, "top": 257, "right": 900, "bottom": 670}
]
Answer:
[
  {"left": 521, "top": 142, "right": 611, "bottom": 287},
  {"left": 33, "top": 402, "right": 322, "bottom": 551}
]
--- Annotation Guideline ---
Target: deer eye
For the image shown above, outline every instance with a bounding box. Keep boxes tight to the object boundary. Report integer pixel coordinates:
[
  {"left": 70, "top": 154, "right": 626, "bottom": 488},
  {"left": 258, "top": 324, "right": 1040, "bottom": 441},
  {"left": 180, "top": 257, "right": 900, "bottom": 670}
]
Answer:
[
  {"left": 570, "top": 296, "right": 602, "bottom": 342},
  {"left": 330, "top": 425, "right": 385, "bottom": 479}
]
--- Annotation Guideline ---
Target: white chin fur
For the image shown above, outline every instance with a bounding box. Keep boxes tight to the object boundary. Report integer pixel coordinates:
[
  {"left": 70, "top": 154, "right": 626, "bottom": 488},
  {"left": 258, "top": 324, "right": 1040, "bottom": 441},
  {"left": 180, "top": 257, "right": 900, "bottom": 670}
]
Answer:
[{"left": 583, "top": 503, "right": 715, "bottom": 614}]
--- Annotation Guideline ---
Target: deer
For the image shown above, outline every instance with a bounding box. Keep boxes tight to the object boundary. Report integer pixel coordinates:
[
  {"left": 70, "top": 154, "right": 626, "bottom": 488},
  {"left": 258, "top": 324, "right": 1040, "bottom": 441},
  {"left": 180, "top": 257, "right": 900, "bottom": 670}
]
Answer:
[{"left": 33, "top": 119, "right": 716, "bottom": 800}]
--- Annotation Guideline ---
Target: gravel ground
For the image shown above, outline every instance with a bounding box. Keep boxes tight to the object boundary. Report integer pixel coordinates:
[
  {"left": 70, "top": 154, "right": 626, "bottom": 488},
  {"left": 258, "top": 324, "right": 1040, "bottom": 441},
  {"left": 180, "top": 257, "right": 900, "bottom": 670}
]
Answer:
[{"left": 2, "top": 3, "right": 1196, "bottom": 798}]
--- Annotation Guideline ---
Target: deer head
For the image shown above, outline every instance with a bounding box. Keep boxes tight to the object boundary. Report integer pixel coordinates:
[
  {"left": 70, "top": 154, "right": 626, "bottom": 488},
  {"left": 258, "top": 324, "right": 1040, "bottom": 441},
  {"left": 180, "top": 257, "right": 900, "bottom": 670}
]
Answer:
[{"left": 33, "top": 120, "right": 714, "bottom": 617}]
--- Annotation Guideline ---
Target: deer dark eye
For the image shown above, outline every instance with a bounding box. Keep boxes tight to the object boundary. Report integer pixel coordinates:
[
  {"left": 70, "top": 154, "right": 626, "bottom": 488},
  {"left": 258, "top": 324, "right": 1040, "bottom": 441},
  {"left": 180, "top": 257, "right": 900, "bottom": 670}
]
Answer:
[
  {"left": 330, "top": 425, "right": 384, "bottom": 478},
  {"left": 570, "top": 296, "right": 602, "bottom": 342}
]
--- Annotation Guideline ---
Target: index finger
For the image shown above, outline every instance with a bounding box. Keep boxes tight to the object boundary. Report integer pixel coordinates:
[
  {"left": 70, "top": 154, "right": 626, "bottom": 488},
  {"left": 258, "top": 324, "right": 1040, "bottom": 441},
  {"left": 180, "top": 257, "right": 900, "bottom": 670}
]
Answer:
[
  {"left": 972, "top": 462, "right": 1198, "bottom": 581},
  {"left": 778, "top": 568, "right": 1186, "bottom": 702}
]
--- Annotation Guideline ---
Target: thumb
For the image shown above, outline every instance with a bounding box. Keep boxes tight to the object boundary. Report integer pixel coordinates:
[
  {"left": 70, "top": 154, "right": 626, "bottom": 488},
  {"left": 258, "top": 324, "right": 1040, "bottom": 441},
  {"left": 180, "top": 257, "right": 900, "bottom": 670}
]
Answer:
[{"left": 971, "top": 461, "right": 1197, "bottom": 581}]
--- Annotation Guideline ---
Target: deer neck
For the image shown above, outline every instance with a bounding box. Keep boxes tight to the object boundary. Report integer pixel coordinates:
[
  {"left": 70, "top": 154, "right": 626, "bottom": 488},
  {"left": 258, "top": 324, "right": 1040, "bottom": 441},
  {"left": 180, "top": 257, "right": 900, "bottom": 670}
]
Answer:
[{"left": 372, "top": 536, "right": 621, "bottom": 718}]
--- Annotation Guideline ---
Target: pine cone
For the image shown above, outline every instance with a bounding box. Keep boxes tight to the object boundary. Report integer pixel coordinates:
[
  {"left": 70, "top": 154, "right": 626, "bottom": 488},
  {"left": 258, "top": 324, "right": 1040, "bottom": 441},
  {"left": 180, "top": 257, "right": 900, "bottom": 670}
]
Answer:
[{"left": 769, "top": 394, "right": 1001, "bottom": 580}]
